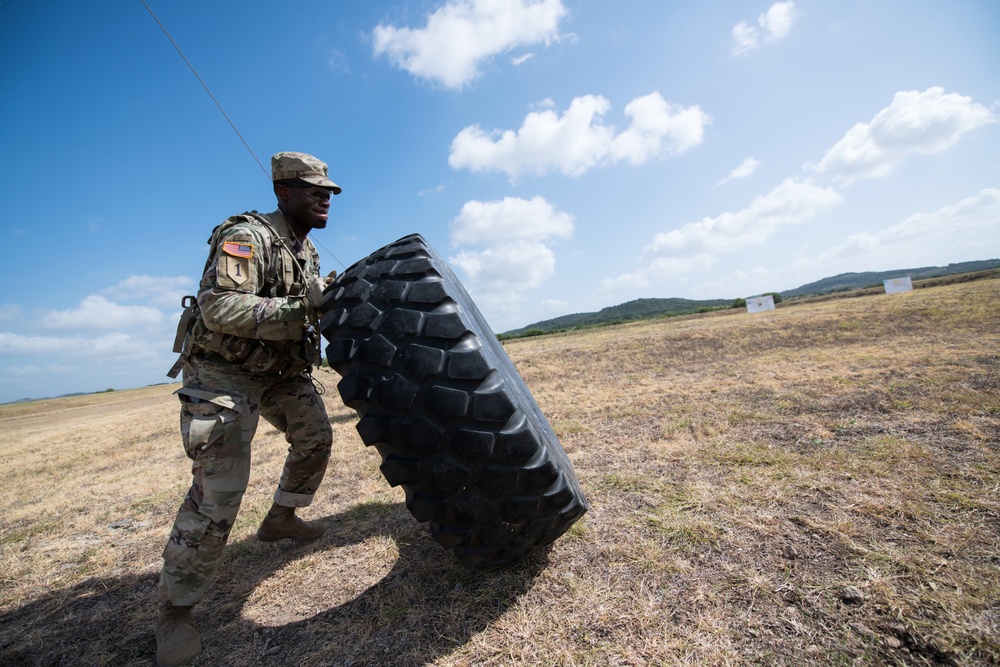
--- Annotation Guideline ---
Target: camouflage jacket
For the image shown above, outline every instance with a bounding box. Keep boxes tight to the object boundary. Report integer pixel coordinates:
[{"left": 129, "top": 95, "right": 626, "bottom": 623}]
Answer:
[{"left": 178, "top": 209, "right": 322, "bottom": 375}]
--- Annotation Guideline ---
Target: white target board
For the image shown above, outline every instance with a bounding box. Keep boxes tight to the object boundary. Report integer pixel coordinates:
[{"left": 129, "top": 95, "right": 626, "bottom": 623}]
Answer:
[
  {"left": 883, "top": 277, "right": 913, "bottom": 294},
  {"left": 746, "top": 295, "right": 775, "bottom": 313}
]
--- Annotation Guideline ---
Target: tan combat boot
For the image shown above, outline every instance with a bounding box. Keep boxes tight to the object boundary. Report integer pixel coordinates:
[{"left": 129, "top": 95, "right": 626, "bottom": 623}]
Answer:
[
  {"left": 256, "top": 503, "right": 325, "bottom": 542},
  {"left": 154, "top": 604, "right": 201, "bottom": 667}
]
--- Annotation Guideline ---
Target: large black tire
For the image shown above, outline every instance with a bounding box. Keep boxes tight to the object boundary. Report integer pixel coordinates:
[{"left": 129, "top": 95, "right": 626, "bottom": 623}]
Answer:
[{"left": 320, "top": 234, "right": 588, "bottom": 569}]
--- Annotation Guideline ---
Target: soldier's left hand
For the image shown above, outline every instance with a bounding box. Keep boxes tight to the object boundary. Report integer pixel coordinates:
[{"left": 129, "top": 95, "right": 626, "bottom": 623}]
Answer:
[{"left": 307, "top": 277, "right": 325, "bottom": 309}]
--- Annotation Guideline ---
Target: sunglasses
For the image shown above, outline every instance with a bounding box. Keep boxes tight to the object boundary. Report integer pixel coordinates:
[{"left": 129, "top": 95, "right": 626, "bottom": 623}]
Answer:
[{"left": 280, "top": 182, "right": 333, "bottom": 200}]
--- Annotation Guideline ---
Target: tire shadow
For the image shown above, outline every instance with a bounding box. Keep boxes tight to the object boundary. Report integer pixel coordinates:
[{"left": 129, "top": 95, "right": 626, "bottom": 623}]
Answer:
[{"left": 0, "top": 502, "right": 550, "bottom": 666}]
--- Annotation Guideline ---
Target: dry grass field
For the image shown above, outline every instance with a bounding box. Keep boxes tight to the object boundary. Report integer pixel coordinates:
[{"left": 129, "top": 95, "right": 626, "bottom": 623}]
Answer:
[{"left": 1, "top": 277, "right": 998, "bottom": 666}]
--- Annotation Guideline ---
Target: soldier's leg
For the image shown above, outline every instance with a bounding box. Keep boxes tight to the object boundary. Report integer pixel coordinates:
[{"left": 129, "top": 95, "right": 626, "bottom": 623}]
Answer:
[
  {"left": 158, "top": 375, "right": 261, "bottom": 607},
  {"left": 259, "top": 374, "right": 333, "bottom": 507}
]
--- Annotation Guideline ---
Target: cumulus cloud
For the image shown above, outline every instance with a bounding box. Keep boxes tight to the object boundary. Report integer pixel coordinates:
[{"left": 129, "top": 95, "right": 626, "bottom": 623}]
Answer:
[
  {"left": 740, "top": 188, "right": 1000, "bottom": 294},
  {"left": 597, "top": 178, "right": 840, "bottom": 299},
  {"left": 821, "top": 187, "right": 1000, "bottom": 264},
  {"left": 760, "top": 2, "right": 795, "bottom": 38},
  {"left": 692, "top": 187, "right": 1000, "bottom": 301},
  {"left": 452, "top": 240, "right": 559, "bottom": 293},
  {"left": 0, "top": 331, "right": 160, "bottom": 362},
  {"left": 449, "top": 92, "right": 710, "bottom": 179},
  {"left": 450, "top": 195, "right": 574, "bottom": 245},
  {"left": 731, "top": 2, "right": 796, "bottom": 56},
  {"left": 597, "top": 88, "right": 993, "bottom": 306},
  {"left": 102, "top": 275, "right": 196, "bottom": 308},
  {"left": 644, "top": 178, "right": 842, "bottom": 257},
  {"left": 0, "top": 280, "right": 189, "bottom": 399},
  {"left": 719, "top": 157, "right": 761, "bottom": 185},
  {"left": 809, "top": 87, "right": 996, "bottom": 186},
  {"left": 0, "top": 332, "right": 79, "bottom": 355},
  {"left": 882, "top": 187, "right": 1000, "bottom": 240},
  {"left": 40, "top": 295, "right": 165, "bottom": 331},
  {"left": 372, "top": 0, "right": 568, "bottom": 89},
  {"left": 0, "top": 329, "right": 168, "bottom": 400},
  {"left": 0, "top": 279, "right": 190, "bottom": 400},
  {"left": 448, "top": 196, "right": 574, "bottom": 307}
]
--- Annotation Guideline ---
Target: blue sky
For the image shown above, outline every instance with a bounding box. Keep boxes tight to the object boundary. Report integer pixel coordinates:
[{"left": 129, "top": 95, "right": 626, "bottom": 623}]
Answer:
[{"left": 1, "top": 1, "right": 998, "bottom": 402}]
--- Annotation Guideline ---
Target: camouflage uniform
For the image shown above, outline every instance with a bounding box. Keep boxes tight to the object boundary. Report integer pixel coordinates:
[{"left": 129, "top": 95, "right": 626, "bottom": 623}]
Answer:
[{"left": 158, "top": 207, "right": 333, "bottom": 608}]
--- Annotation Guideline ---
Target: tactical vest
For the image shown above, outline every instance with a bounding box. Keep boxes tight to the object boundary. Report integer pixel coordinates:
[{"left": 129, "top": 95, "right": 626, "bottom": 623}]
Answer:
[{"left": 168, "top": 212, "right": 321, "bottom": 378}]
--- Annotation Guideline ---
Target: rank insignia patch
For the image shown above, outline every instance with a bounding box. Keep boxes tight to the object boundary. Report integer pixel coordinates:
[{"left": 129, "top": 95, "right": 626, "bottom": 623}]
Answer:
[{"left": 222, "top": 241, "right": 253, "bottom": 259}]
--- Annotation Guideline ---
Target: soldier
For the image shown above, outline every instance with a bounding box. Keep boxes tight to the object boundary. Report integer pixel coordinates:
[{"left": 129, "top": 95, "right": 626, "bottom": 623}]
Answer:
[{"left": 155, "top": 152, "right": 341, "bottom": 666}]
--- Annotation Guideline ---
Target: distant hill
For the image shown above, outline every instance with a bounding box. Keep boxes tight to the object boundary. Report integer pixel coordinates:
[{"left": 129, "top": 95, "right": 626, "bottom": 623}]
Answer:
[
  {"left": 503, "top": 259, "right": 1000, "bottom": 336},
  {"left": 779, "top": 259, "right": 1000, "bottom": 297},
  {"left": 503, "top": 297, "right": 731, "bottom": 337},
  {"left": 3, "top": 392, "right": 88, "bottom": 405}
]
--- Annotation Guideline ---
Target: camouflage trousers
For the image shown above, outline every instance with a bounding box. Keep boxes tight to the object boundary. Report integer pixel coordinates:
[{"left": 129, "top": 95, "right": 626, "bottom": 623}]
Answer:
[{"left": 158, "top": 356, "right": 333, "bottom": 607}]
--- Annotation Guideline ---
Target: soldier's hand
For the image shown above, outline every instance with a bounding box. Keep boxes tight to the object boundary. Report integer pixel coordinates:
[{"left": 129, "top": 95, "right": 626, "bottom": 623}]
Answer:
[
  {"left": 323, "top": 269, "right": 338, "bottom": 288},
  {"left": 307, "top": 276, "right": 325, "bottom": 309}
]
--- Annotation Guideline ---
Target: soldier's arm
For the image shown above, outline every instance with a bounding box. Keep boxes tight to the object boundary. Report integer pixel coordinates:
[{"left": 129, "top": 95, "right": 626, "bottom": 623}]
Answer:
[{"left": 197, "top": 225, "right": 309, "bottom": 341}]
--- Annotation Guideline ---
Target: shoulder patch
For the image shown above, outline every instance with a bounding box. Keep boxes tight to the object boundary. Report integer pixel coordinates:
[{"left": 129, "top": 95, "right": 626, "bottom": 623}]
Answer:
[{"left": 222, "top": 241, "right": 253, "bottom": 259}]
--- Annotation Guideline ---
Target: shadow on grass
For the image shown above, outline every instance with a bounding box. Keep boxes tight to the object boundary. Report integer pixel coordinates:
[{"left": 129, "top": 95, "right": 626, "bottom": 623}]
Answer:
[{"left": 0, "top": 501, "right": 551, "bottom": 666}]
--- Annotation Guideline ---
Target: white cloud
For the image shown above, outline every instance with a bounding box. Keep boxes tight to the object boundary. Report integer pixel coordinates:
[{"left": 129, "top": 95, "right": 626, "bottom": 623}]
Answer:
[
  {"left": 882, "top": 187, "right": 1000, "bottom": 241},
  {"left": 448, "top": 196, "right": 574, "bottom": 309},
  {"left": 694, "top": 187, "right": 1000, "bottom": 300},
  {"left": 452, "top": 240, "right": 558, "bottom": 292},
  {"left": 0, "top": 277, "right": 205, "bottom": 400},
  {"left": 760, "top": 2, "right": 795, "bottom": 39},
  {"left": 511, "top": 53, "right": 534, "bottom": 66},
  {"left": 541, "top": 298, "right": 569, "bottom": 312},
  {"left": 0, "top": 304, "right": 21, "bottom": 322},
  {"left": 327, "top": 49, "right": 351, "bottom": 75},
  {"left": 418, "top": 184, "right": 447, "bottom": 197},
  {"left": 731, "top": 22, "right": 759, "bottom": 57},
  {"left": 610, "top": 93, "right": 710, "bottom": 164},
  {"left": 809, "top": 87, "right": 996, "bottom": 186},
  {"left": 645, "top": 254, "right": 718, "bottom": 277},
  {"left": 449, "top": 92, "right": 710, "bottom": 179},
  {"left": 0, "top": 331, "right": 160, "bottom": 362},
  {"left": 599, "top": 272, "right": 650, "bottom": 294},
  {"left": 0, "top": 331, "right": 170, "bottom": 400},
  {"left": 644, "top": 178, "right": 842, "bottom": 257},
  {"left": 0, "top": 332, "right": 78, "bottom": 355},
  {"left": 597, "top": 178, "right": 840, "bottom": 301},
  {"left": 719, "top": 157, "right": 761, "bottom": 185},
  {"left": 450, "top": 195, "right": 574, "bottom": 245},
  {"left": 688, "top": 265, "right": 776, "bottom": 301},
  {"left": 816, "top": 187, "right": 1000, "bottom": 265},
  {"left": 372, "top": 0, "right": 568, "bottom": 89},
  {"left": 40, "top": 295, "right": 165, "bottom": 331},
  {"left": 5, "top": 363, "right": 76, "bottom": 377},
  {"left": 595, "top": 87, "right": 994, "bottom": 308},
  {"left": 450, "top": 94, "right": 612, "bottom": 177},
  {"left": 102, "top": 275, "right": 195, "bottom": 308},
  {"left": 731, "top": 2, "right": 796, "bottom": 56},
  {"left": 596, "top": 254, "right": 717, "bottom": 300}
]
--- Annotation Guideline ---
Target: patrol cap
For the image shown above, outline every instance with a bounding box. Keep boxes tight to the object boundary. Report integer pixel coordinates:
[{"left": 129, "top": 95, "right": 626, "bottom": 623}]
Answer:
[{"left": 271, "top": 152, "right": 342, "bottom": 194}]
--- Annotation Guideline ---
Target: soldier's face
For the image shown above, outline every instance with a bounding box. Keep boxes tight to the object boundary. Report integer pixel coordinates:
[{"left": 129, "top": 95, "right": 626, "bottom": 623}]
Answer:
[{"left": 278, "top": 183, "right": 332, "bottom": 235}]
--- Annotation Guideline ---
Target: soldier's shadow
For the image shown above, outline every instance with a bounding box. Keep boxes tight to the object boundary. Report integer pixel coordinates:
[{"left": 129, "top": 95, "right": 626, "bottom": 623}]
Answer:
[{"left": 0, "top": 502, "right": 550, "bottom": 666}]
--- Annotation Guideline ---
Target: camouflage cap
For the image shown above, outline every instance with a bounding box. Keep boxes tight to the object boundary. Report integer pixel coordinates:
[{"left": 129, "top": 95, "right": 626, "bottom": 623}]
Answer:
[{"left": 271, "top": 152, "right": 342, "bottom": 194}]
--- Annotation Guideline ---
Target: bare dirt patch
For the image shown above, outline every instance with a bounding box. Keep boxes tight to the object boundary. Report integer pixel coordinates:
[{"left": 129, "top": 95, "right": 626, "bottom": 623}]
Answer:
[{"left": 1, "top": 279, "right": 998, "bottom": 665}]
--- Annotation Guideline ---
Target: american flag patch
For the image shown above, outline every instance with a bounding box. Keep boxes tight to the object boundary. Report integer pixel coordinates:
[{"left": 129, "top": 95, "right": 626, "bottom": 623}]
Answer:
[{"left": 222, "top": 241, "right": 253, "bottom": 259}]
